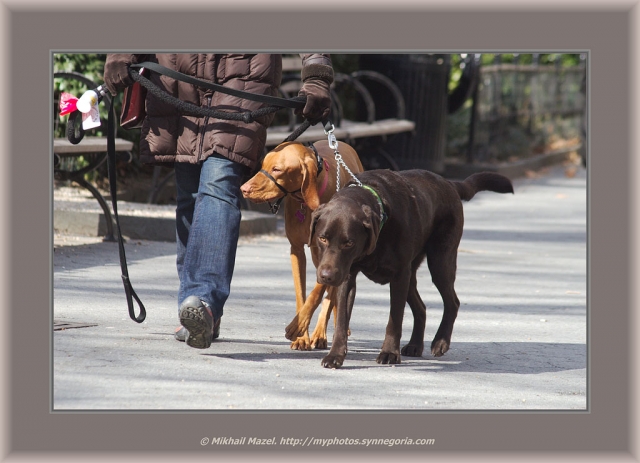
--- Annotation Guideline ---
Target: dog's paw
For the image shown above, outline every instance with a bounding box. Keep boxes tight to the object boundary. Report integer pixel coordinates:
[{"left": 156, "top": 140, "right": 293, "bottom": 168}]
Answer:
[
  {"left": 431, "top": 339, "right": 450, "bottom": 357},
  {"left": 310, "top": 335, "right": 328, "bottom": 350},
  {"left": 285, "top": 316, "right": 302, "bottom": 341},
  {"left": 310, "top": 326, "right": 328, "bottom": 350},
  {"left": 321, "top": 353, "right": 345, "bottom": 369},
  {"left": 400, "top": 343, "right": 424, "bottom": 357},
  {"left": 376, "top": 351, "right": 402, "bottom": 365},
  {"left": 290, "top": 335, "right": 312, "bottom": 351}
]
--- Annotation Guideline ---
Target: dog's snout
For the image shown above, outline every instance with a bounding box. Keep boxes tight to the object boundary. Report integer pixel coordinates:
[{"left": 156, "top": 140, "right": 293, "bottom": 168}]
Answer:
[
  {"left": 319, "top": 268, "right": 333, "bottom": 282},
  {"left": 240, "top": 183, "right": 252, "bottom": 197},
  {"left": 318, "top": 266, "right": 339, "bottom": 286}
]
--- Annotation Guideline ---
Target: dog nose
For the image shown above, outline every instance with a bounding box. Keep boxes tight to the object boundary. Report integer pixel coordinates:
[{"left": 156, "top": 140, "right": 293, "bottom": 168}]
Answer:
[
  {"left": 240, "top": 183, "right": 252, "bottom": 197},
  {"left": 318, "top": 267, "right": 336, "bottom": 285}
]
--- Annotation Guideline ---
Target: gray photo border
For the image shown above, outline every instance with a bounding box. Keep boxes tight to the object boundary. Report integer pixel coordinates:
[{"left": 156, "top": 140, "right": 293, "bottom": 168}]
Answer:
[{"left": 2, "top": 1, "right": 637, "bottom": 462}]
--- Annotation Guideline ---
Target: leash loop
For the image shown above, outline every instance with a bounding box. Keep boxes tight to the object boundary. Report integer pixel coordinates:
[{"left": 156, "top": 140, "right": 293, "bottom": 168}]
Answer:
[{"left": 107, "top": 99, "right": 146, "bottom": 323}]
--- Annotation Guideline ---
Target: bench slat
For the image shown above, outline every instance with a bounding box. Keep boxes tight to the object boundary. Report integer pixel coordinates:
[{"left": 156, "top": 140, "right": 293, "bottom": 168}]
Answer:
[
  {"left": 282, "top": 57, "right": 302, "bottom": 72},
  {"left": 265, "top": 118, "right": 415, "bottom": 147},
  {"left": 55, "top": 120, "right": 414, "bottom": 153},
  {"left": 339, "top": 119, "right": 416, "bottom": 138},
  {"left": 54, "top": 136, "right": 134, "bottom": 154}
]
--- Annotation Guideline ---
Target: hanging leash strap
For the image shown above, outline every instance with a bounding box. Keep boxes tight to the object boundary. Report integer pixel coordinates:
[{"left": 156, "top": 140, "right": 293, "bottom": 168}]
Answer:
[{"left": 106, "top": 98, "right": 146, "bottom": 323}]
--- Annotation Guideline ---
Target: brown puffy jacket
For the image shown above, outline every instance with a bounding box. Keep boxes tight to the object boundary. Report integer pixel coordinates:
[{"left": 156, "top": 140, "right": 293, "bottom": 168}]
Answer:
[{"left": 107, "top": 53, "right": 332, "bottom": 170}]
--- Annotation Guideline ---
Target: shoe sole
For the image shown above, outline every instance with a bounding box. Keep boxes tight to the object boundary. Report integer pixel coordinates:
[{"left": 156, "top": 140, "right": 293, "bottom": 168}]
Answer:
[{"left": 179, "top": 306, "right": 213, "bottom": 349}]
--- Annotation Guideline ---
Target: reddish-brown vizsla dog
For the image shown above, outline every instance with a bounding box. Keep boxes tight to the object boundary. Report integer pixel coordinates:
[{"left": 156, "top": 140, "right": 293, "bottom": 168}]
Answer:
[{"left": 240, "top": 140, "right": 364, "bottom": 350}]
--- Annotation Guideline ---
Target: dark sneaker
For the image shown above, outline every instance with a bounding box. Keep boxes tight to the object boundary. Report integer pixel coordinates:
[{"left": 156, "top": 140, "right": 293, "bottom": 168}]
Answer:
[{"left": 178, "top": 296, "right": 220, "bottom": 349}]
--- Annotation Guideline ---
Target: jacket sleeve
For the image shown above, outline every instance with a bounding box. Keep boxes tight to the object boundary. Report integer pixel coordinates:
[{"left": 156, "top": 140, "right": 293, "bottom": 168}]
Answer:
[{"left": 299, "top": 53, "right": 334, "bottom": 84}]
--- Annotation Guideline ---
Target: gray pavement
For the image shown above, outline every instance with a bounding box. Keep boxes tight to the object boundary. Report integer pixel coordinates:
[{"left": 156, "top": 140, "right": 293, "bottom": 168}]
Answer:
[{"left": 53, "top": 164, "right": 587, "bottom": 410}]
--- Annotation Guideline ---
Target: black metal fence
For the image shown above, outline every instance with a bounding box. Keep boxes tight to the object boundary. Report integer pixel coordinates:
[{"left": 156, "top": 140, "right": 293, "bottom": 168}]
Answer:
[{"left": 359, "top": 54, "right": 453, "bottom": 173}]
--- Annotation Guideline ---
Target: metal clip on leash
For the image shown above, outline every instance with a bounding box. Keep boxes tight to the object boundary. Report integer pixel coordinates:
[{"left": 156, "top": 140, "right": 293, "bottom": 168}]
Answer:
[{"left": 324, "top": 122, "right": 362, "bottom": 191}]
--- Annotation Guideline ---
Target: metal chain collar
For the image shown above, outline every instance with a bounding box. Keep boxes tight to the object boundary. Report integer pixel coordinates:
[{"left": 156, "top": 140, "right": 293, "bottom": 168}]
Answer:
[{"left": 324, "top": 123, "right": 362, "bottom": 191}]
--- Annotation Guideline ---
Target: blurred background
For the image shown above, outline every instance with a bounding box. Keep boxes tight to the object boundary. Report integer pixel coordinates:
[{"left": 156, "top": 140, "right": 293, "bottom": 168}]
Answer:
[{"left": 53, "top": 52, "right": 587, "bottom": 205}]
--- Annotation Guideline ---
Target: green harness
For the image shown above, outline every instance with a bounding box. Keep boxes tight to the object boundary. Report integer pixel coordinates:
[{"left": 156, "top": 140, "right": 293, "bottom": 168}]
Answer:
[{"left": 351, "top": 184, "right": 388, "bottom": 231}]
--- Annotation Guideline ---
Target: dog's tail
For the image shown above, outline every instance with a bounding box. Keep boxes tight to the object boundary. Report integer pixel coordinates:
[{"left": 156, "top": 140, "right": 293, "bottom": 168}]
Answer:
[{"left": 453, "top": 172, "right": 514, "bottom": 201}]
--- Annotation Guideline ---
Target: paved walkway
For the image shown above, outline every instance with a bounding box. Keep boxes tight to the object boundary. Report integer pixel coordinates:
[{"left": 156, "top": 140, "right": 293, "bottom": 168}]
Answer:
[{"left": 53, "top": 164, "right": 587, "bottom": 410}]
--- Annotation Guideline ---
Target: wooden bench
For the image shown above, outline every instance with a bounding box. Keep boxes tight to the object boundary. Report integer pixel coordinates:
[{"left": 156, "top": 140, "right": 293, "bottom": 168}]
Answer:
[{"left": 264, "top": 62, "right": 416, "bottom": 170}]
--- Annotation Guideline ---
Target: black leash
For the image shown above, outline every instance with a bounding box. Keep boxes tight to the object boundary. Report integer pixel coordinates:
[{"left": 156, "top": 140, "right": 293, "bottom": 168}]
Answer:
[
  {"left": 106, "top": 98, "right": 146, "bottom": 323},
  {"left": 132, "top": 62, "right": 306, "bottom": 110},
  {"left": 128, "top": 62, "right": 312, "bottom": 142}
]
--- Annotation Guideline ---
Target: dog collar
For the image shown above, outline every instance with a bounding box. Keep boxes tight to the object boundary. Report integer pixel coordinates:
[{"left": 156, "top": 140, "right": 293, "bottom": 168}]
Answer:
[
  {"left": 308, "top": 143, "right": 324, "bottom": 175},
  {"left": 351, "top": 184, "right": 387, "bottom": 231},
  {"left": 317, "top": 159, "right": 331, "bottom": 197},
  {"left": 307, "top": 143, "right": 330, "bottom": 198}
]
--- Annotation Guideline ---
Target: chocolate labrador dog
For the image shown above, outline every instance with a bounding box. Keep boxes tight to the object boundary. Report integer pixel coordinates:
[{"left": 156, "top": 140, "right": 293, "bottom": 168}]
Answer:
[{"left": 299, "top": 169, "right": 513, "bottom": 368}]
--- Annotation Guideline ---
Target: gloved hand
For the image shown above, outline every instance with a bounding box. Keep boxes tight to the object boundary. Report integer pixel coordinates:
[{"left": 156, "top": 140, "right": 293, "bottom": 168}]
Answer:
[
  {"left": 296, "top": 77, "right": 332, "bottom": 125},
  {"left": 103, "top": 54, "right": 136, "bottom": 96}
]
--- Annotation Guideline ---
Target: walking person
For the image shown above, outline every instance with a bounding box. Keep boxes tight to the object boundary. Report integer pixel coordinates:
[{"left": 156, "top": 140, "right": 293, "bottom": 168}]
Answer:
[{"left": 103, "top": 53, "right": 334, "bottom": 348}]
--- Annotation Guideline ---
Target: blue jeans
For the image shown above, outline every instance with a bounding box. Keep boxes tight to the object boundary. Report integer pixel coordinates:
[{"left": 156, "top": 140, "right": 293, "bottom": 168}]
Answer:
[{"left": 174, "top": 154, "right": 248, "bottom": 321}]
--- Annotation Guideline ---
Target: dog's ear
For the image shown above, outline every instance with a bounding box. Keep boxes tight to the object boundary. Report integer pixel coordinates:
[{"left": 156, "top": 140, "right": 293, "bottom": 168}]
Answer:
[
  {"left": 308, "top": 203, "right": 326, "bottom": 246},
  {"left": 300, "top": 153, "right": 320, "bottom": 210},
  {"left": 362, "top": 204, "right": 381, "bottom": 255}
]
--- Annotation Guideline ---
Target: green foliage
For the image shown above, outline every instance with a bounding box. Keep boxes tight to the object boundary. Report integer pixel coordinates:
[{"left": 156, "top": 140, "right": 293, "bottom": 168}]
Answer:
[
  {"left": 446, "top": 52, "right": 586, "bottom": 163},
  {"left": 54, "top": 53, "right": 106, "bottom": 80}
]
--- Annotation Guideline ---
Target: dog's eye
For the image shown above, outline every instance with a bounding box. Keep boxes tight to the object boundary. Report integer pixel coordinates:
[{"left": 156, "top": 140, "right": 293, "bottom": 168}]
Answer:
[
  {"left": 271, "top": 167, "right": 282, "bottom": 174},
  {"left": 343, "top": 240, "right": 354, "bottom": 248},
  {"left": 318, "top": 236, "right": 328, "bottom": 245}
]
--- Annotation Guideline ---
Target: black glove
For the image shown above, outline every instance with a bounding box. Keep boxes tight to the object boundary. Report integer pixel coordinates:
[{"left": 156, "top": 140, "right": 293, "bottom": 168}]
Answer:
[
  {"left": 103, "top": 54, "right": 136, "bottom": 96},
  {"left": 296, "top": 78, "right": 332, "bottom": 125},
  {"left": 295, "top": 62, "right": 334, "bottom": 125}
]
